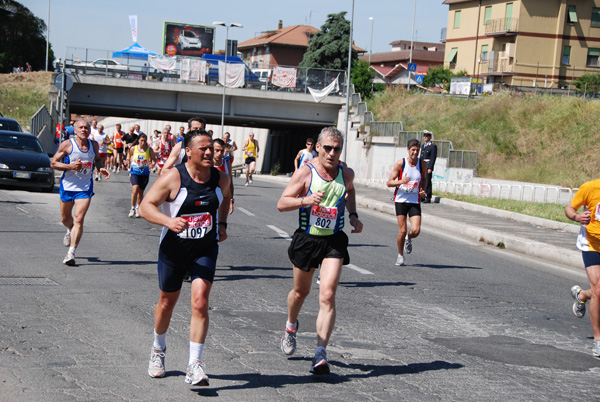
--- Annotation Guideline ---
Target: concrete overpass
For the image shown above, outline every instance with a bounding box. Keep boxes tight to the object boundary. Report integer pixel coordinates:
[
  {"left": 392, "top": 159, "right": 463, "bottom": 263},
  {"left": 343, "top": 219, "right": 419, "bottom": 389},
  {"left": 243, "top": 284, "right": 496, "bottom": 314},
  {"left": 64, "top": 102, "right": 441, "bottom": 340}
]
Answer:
[{"left": 60, "top": 75, "right": 346, "bottom": 173}]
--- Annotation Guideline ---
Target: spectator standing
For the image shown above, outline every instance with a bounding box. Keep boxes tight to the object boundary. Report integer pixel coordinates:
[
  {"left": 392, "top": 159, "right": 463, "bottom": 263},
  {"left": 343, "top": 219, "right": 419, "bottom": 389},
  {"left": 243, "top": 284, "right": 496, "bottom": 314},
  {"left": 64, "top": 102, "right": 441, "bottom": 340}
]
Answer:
[{"left": 420, "top": 130, "right": 437, "bottom": 203}]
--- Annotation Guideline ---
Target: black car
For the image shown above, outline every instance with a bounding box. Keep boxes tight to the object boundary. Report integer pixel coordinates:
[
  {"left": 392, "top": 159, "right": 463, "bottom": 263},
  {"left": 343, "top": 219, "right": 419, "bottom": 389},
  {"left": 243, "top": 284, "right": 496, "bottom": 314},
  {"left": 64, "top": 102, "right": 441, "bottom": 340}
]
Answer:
[
  {"left": 0, "top": 130, "right": 55, "bottom": 192},
  {"left": 0, "top": 117, "right": 23, "bottom": 132}
]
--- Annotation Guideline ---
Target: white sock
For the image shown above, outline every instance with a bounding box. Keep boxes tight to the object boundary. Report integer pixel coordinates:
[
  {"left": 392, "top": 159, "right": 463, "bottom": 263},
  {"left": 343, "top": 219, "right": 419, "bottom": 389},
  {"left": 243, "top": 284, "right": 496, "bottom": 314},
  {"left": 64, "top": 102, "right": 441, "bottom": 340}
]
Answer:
[
  {"left": 286, "top": 320, "right": 297, "bottom": 331},
  {"left": 66, "top": 228, "right": 71, "bottom": 235},
  {"left": 153, "top": 329, "right": 166, "bottom": 351},
  {"left": 131, "top": 206, "right": 135, "bottom": 210},
  {"left": 189, "top": 342, "right": 204, "bottom": 365},
  {"left": 68, "top": 247, "right": 76, "bottom": 255}
]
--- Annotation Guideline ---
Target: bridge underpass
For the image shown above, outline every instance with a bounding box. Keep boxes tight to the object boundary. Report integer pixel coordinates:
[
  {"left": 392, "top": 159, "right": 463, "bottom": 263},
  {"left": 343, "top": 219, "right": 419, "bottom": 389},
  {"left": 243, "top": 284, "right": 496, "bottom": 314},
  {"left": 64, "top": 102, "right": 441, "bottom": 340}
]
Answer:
[{"left": 61, "top": 75, "right": 345, "bottom": 174}]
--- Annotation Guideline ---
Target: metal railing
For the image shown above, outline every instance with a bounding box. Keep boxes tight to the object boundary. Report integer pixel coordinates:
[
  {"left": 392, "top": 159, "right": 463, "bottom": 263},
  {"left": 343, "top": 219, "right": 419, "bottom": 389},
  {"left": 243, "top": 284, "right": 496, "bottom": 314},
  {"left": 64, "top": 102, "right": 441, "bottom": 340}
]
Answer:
[
  {"left": 484, "top": 17, "right": 519, "bottom": 34},
  {"left": 30, "top": 105, "right": 51, "bottom": 136},
  {"left": 63, "top": 46, "right": 347, "bottom": 97},
  {"left": 481, "top": 56, "right": 514, "bottom": 74},
  {"left": 435, "top": 140, "right": 453, "bottom": 159},
  {"left": 448, "top": 150, "right": 478, "bottom": 170},
  {"left": 369, "top": 121, "right": 403, "bottom": 137}
]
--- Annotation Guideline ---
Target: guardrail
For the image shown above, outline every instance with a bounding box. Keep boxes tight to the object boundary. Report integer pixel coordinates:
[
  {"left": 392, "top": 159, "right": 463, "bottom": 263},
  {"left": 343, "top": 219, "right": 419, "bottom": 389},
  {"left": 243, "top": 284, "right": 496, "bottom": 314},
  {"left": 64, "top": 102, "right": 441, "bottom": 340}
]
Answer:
[
  {"left": 63, "top": 46, "right": 347, "bottom": 97},
  {"left": 433, "top": 181, "right": 576, "bottom": 204},
  {"left": 369, "top": 121, "right": 403, "bottom": 137},
  {"left": 30, "top": 105, "right": 52, "bottom": 137}
]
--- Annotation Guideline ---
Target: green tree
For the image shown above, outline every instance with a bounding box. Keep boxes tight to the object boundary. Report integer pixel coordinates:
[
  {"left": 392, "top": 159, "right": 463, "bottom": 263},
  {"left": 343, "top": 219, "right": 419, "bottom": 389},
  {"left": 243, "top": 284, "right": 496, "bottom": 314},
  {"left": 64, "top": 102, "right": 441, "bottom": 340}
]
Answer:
[
  {"left": 423, "top": 65, "right": 467, "bottom": 91},
  {"left": 300, "top": 11, "right": 358, "bottom": 70},
  {"left": 0, "top": 0, "right": 53, "bottom": 73},
  {"left": 351, "top": 59, "right": 373, "bottom": 99},
  {"left": 574, "top": 73, "right": 600, "bottom": 95}
]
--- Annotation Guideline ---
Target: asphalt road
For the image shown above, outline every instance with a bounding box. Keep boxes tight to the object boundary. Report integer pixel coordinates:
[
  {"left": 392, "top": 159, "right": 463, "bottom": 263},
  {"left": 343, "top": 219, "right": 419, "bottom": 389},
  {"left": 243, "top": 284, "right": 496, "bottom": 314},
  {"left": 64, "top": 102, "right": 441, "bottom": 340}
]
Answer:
[{"left": 0, "top": 173, "right": 598, "bottom": 401}]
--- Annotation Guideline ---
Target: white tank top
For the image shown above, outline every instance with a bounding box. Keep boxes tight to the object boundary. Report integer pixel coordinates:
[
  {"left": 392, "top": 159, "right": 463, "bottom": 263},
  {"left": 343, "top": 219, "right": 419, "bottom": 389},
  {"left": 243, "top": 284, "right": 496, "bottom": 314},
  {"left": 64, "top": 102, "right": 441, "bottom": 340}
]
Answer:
[
  {"left": 93, "top": 132, "right": 108, "bottom": 153},
  {"left": 392, "top": 158, "right": 422, "bottom": 204},
  {"left": 61, "top": 138, "right": 95, "bottom": 191}
]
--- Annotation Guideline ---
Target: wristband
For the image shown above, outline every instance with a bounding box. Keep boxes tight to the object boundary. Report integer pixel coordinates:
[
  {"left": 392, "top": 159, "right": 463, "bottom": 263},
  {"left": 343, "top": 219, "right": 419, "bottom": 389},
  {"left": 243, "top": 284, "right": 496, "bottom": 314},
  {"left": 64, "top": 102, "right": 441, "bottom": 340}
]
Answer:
[
  {"left": 218, "top": 222, "right": 228, "bottom": 228},
  {"left": 349, "top": 212, "right": 359, "bottom": 219}
]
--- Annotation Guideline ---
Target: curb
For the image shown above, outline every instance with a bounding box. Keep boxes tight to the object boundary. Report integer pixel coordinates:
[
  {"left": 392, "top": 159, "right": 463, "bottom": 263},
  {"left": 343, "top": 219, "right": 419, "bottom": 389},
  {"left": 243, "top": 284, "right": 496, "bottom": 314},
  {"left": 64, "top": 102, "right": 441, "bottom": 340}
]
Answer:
[{"left": 256, "top": 175, "right": 584, "bottom": 271}]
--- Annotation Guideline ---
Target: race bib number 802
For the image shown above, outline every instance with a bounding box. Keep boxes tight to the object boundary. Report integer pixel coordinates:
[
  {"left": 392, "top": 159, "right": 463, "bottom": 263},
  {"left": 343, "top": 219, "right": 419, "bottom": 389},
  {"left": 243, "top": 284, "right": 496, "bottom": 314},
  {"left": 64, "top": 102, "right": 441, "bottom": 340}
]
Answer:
[{"left": 310, "top": 205, "right": 338, "bottom": 229}]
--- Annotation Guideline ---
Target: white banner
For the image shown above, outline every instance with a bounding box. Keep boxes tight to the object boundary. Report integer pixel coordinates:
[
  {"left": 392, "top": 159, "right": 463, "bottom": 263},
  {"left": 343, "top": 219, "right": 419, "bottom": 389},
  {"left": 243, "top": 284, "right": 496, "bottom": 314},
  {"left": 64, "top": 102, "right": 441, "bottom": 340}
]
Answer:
[
  {"left": 218, "top": 62, "right": 245, "bottom": 88},
  {"left": 190, "top": 59, "right": 201, "bottom": 81},
  {"left": 181, "top": 58, "right": 190, "bottom": 81},
  {"left": 272, "top": 67, "right": 297, "bottom": 88},
  {"left": 129, "top": 15, "right": 138, "bottom": 43},
  {"left": 308, "top": 75, "right": 339, "bottom": 103},
  {"left": 148, "top": 55, "right": 177, "bottom": 71}
]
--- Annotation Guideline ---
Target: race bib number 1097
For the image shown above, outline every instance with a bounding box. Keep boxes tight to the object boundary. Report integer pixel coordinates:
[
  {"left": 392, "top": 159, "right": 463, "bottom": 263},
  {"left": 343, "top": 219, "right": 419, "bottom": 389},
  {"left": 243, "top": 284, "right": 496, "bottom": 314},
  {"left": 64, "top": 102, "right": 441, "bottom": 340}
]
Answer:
[{"left": 178, "top": 212, "right": 213, "bottom": 239}]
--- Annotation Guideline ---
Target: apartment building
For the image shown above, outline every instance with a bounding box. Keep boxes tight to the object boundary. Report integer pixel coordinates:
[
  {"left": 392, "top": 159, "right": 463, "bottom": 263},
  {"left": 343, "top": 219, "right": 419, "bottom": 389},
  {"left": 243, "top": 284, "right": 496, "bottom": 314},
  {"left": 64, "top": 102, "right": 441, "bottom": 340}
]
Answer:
[{"left": 443, "top": 0, "right": 600, "bottom": 88}]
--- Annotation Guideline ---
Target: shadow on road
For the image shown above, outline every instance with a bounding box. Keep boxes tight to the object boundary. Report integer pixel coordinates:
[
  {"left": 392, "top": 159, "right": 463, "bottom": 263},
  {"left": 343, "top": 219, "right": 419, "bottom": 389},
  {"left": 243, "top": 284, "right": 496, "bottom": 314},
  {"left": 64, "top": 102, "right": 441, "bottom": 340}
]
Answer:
[
  {"left": 194, "top": 360, "right": 463, "bottom": 395},
  {"left": 339, "top": 281, "right": 416, "bottom": 288}
]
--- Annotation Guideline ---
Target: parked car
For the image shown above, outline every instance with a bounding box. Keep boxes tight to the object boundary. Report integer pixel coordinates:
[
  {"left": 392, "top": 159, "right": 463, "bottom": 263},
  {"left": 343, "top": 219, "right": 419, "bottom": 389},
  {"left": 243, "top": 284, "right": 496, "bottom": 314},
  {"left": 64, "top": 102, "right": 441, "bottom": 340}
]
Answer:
[
  {"left": 0, "top": 117, "right": 23, "bottom": 132},
  {"left": 179, "top": 30, "right": 202, "bottom": 50},
  {"left": 71, "top": 58, "right": 129, "bottom": 77},
  {"left": 0, "top": 130, "right": 54, "bottom": 192},
  {"left": 252, "top": 69, "right": 272, "bottom": 83}
]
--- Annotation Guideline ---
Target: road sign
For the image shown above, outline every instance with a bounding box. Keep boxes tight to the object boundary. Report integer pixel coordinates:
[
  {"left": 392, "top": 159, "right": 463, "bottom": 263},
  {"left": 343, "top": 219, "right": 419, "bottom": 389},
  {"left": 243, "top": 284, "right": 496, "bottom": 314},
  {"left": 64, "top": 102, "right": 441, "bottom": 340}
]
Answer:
[
  {"left": 416, "top": 75, "right": 424, "bottom": 84},
  {"left": 408, "top": 63, "right": 417, "bottom": 72},
  {"left": 54, "top": 73, "right": 73, "bottom": 91}
]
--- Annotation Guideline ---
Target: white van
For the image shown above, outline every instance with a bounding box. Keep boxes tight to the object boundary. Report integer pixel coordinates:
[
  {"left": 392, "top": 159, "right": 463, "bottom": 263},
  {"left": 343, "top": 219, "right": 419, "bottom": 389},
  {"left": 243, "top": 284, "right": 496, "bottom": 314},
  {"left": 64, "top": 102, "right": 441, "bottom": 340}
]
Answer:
[{"left": 252, "top": 69, "right": 271, "bottom": 83}]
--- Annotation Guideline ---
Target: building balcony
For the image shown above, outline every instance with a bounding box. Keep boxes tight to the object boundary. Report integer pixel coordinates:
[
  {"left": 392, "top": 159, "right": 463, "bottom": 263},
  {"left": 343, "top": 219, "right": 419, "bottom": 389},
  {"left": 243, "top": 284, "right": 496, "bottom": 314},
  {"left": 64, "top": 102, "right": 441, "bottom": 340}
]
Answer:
[
  {"left": 485, "top": 18, "right": 520, "bottom": 36},
  {"left": 479, "top": 57, "right": 515, "bottom": 76}
]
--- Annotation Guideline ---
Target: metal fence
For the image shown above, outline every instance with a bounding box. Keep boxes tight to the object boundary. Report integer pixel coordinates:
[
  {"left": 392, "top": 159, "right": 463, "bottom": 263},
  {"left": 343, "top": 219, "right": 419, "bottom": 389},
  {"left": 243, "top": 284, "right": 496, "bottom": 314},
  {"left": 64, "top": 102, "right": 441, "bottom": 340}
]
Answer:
[
  {"left": 448, "top": 150, "right": 478, "bottom": 170},
  {"left": 435, "top": 140, "right": 453, "bottom": 159},
  {"left": 62, "top": 47, "right": 347, "bottom": 97},
  {"left": 30, "top": 105, "right": 51, "bottom": 136},
  {"left": 369, "top": 121, "right": 403, "bottom": 137}
]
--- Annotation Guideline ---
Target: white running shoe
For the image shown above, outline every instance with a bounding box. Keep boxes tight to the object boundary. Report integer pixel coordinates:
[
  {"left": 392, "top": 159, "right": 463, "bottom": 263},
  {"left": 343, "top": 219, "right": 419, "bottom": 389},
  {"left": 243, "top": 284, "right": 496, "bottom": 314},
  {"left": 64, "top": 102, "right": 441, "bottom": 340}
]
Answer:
[
  {"left": 63, "top": 230, "right": 71, "bottom": 247},
  {"left": 316, "top": 275, "right": 320, "bottom": 285},
  {"left": 571, "top": 285, "right": 586, "bottom": 318},
  {"left": 395, "top": 254, "right": 405, "bottom": 266},
  {"left": 63, "top": 250, "right": 75, "bottom": 266},
  {"left": 185, "top": 361, "right": 209, "bottom": 386},
  {"left": 148, "top": 349, "right": 166, "bottom": 378},
  {"left": 244, "top": 181, "right": 249, "bottom": 187},
  {"left": 135, "top": 208, "right": 140, "bottom": 218},
  {"left": 128, "top": 208, "right": 135, "bottom": 218},
  {"left": 404, "top": 237, "right": 412, "bottom": 254},
  {"left": 249, "top": 177, "right": 253, "bottom": 184}
]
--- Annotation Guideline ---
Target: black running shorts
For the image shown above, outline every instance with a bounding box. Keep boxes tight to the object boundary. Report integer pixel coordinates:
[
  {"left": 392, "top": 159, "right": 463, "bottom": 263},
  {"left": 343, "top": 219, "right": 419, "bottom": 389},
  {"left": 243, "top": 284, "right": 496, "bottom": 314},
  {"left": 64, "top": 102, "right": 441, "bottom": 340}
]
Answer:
[
  {"left": 288, "top": 229, "right": 349, "bottom": 272},
  {"left": 395, "top": 202, "right": 421, "bottom": 217}
]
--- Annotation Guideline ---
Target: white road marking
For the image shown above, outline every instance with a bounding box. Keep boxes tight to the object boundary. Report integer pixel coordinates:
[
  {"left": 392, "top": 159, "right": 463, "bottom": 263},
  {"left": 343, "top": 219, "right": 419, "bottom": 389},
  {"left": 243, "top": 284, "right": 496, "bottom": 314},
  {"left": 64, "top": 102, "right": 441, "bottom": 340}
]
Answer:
[
  {"left": 346, "top": 264, "right": 374, "bottom": 275},
  {"left": 267, "top": 225, "right": 292, "bottom": 241},
  {"left": 16, "top": 206, "right": 28, "bottom": 214},
  {"left": 238, "top": 207, "right": 255, "bottom": 216}
]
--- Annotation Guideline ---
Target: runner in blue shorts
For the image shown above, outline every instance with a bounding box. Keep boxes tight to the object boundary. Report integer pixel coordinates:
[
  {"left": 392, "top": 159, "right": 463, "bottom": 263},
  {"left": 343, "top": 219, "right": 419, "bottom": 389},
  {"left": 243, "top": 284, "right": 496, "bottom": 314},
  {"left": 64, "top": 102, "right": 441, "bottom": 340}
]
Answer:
[
  {"left": 139, "top": 129, "right": 231, "bottom": 386},
  {"left": 51, "top": 119, "right": 111, "bottom": 266}
]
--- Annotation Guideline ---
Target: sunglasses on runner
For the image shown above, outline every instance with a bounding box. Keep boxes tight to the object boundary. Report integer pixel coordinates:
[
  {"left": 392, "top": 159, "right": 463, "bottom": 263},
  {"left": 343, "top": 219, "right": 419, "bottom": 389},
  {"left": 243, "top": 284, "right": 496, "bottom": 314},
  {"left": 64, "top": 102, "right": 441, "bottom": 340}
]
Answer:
[{"left": 321, "top": 145, "right": 342, "bottom": 153}]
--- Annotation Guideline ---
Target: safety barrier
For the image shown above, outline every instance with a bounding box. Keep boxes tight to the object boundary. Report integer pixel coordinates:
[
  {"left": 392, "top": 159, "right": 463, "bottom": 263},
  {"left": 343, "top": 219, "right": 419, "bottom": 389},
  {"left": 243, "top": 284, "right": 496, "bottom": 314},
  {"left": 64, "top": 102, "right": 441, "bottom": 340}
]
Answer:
[{"left": 433, "top": 181, "right": 576, "bottom": 204}]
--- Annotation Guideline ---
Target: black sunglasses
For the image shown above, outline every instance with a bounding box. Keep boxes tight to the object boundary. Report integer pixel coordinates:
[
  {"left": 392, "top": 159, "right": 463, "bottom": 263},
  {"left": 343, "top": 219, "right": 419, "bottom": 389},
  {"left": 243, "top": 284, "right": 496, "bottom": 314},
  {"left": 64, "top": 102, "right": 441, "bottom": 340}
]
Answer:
[{"left": 321, "top": 145, "right": 342, "bottom": 153}]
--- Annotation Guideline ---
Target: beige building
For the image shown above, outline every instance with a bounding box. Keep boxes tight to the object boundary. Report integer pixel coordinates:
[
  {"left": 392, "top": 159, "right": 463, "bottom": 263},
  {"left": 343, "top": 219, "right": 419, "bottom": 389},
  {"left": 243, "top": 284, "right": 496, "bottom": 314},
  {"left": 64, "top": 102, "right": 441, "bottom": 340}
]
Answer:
[{"left": 443, "top": 0, "right": 600, "bottom": 88}]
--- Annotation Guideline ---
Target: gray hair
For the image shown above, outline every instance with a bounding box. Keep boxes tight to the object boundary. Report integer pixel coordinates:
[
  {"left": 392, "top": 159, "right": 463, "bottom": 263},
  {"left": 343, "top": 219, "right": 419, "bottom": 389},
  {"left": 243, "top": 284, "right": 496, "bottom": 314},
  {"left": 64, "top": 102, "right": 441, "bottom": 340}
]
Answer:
[{"left": 317, "top": 127, "right": 344, "bottom": 147}]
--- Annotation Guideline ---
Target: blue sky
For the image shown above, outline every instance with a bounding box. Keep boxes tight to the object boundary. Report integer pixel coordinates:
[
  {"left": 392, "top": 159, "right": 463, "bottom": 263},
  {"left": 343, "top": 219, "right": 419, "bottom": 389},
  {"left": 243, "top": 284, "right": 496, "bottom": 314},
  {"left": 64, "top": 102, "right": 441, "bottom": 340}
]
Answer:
[{"left": 22, "top": 0, "right": 450, "bottom": 58}]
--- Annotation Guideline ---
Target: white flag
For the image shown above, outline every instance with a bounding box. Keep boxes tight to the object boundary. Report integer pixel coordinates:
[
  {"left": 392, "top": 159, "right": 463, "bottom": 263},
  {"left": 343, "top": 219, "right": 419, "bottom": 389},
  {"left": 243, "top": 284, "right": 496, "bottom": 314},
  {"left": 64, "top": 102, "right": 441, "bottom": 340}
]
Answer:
[{"left": 129, "top": 15, "right": 138, "bottom": 42}]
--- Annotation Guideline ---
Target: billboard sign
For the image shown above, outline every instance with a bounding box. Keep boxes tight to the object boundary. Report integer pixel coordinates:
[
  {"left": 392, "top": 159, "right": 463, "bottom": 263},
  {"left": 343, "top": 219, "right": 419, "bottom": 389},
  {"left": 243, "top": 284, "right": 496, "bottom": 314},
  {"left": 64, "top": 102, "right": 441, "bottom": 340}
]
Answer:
[{"left": 163, "top": 22, "right": 215, "bottom": 57}]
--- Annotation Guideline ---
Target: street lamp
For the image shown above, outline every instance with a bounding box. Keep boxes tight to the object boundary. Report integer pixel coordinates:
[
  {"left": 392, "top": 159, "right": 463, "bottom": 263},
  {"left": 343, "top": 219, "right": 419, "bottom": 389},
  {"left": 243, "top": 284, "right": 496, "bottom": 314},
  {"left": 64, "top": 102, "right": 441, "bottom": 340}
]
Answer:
[
  {"left": 369, "top": 17, "right": 374, "bottom": 64},
  {"left": 407, "top": 0, "right": 417, "bottom": 90},
  {"left": 213, "top": 21, "right": 243, "bottom": 136},
  {"left": 343, "top": 0, "right": 355, "bottom": 163}
]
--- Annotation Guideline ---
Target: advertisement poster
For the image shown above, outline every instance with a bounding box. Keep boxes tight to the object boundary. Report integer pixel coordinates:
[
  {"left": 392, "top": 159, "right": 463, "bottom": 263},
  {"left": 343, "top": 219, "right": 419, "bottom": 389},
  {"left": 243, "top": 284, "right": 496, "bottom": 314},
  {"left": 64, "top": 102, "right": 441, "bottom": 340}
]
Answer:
[{"left": 163, "top": 22, "right": 214, "bottom": 57}]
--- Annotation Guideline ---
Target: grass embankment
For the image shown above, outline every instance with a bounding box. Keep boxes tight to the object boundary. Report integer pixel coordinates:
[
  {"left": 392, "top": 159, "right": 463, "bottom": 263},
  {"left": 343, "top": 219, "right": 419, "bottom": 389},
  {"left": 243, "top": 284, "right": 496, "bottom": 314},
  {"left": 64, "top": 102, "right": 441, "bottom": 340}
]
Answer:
[
  {"left": 368, "top": 89, "right": 600, "bottom": 189},
  {"left": 0, "top": 72, "right": 53, "bottom": 132},
  {"left": 437, "top": 191, "right": 573, "bottom": 225}
]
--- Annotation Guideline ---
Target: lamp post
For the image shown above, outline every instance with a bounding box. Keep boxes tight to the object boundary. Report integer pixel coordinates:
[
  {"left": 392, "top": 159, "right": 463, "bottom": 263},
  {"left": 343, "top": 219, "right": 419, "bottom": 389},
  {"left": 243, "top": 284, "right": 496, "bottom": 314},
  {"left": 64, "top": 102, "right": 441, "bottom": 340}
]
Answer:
[
  {"left": 407, "top": 0, "right": 417, "bottom": 91},
  {"left": 368, "top": 17, "right": 374, "bottom": 64},
  {"left": 45, "top": 0, "right": 50, "bottom": 71},
  {"left": 213, "top": 21, "right": 243, "bottom": 136},
  {"left": 343, "top": 0, "right": 355, "bottom": 163}
]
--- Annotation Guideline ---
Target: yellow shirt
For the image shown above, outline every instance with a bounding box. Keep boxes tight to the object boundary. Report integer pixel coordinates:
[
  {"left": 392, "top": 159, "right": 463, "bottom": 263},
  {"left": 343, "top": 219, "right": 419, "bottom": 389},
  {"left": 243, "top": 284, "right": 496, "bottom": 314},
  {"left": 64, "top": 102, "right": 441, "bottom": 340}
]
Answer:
[
  {"left": 571, "top": 179, "right": 600, "bottom": 252},
  {"left": 245, "top": 139, "right": 257, "bottom": 158}
]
